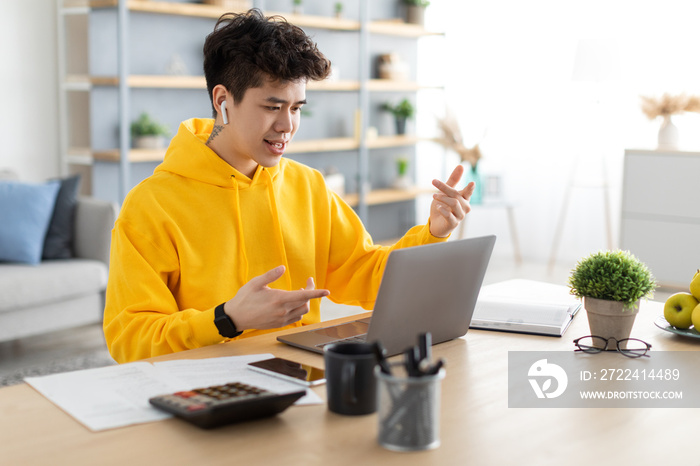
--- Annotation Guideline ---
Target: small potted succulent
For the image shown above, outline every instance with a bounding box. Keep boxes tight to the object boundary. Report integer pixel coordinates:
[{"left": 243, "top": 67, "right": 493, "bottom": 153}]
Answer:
[
  {"left": 334, "top": 2, "right": 343, "bottom": 19},
  {"left": 130, "top": 112, "right": 170, "bottom": 149},
  {"left": 393, "top": 156, "right": 411, "bottom": 190},
  {"left": 568, "top": 250, "right": 656, "bottom": 347},
  {"left": 403, "top": 0, "right": 430, "bottom": 25},
  {"left": 382, "top": 99, "right": 414, "bottom": 135}
]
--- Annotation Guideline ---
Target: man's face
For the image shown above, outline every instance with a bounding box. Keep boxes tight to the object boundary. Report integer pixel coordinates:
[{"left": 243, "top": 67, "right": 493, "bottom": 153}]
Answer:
[{"left": 224, "top": 77, "right": 306, "bottom": 178}]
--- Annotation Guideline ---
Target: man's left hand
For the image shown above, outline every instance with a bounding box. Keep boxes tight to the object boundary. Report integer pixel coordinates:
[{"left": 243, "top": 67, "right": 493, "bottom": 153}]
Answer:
[{"left": 429, "top": 164, "right": 475, "bottom": 238}]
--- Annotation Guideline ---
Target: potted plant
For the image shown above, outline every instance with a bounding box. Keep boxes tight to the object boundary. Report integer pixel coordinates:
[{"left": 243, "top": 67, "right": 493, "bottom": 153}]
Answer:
[
  {"left": 393, "top": 156, "right": 411, "bottom": 190},
  {"left": 382, "top": 99, "right": 414, "bottom": 135},
  {"left": 403, "top": 0, "right": 430, "bottom": 26},
  {"left": 292, "top": 0, "right": 303, "bottom": 15},
  {"left": 568, "top": 250, "right": 656, "bottom": 348},
  {"left": 130, "top": 112, "right": 170, "bottom": 149},
  {"left": 334, "top": 2, "right": 343, "bottom": 19}
]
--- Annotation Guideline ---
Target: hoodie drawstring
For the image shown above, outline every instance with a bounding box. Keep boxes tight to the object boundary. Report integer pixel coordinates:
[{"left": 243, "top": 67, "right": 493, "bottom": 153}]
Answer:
[
  {"left": 262, "top": 168, "right": 293, "bottom": 292},
  {"left": 230, "top": 175, "right": 250, "bottom": 284}
]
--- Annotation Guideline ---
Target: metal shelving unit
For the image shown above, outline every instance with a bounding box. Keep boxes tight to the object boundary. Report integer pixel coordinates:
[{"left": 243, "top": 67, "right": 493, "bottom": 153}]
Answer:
[{"left": 57, "top": 0, "right": 442, "bottom": 232}]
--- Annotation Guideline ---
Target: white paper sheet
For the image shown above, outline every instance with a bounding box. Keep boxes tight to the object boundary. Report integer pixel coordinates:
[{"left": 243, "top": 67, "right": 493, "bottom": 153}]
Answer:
[{"left": 25, "top": 353, "right": 322, "bottom": 432}]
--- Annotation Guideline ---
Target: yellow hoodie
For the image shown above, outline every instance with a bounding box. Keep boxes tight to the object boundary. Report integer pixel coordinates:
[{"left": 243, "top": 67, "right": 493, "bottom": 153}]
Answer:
[{"left": 104, "top": 118, "right": 446, "bottom": 363}]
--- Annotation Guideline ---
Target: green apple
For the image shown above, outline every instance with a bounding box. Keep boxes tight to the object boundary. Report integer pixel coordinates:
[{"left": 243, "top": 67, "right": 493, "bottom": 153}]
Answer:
[
  {"left": 689, "top": 269, "right": 700, "bottom": 300},
  {"left": 691, "top": 303, "right": 700, "bottom": 331},
  {"left": 664, "top": 292, "right": 699, "bottom": 329}
]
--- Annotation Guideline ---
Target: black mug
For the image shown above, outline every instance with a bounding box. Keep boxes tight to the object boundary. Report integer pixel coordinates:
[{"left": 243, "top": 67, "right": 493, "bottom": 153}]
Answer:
[{"left": 323, "top": 342, "right": 378, "bottom": 415}]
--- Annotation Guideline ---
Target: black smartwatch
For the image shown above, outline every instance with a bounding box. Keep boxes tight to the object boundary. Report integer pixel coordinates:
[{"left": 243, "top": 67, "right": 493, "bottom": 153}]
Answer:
[{"left": 214, "top": 303, "right": 243, "bottom": 338}]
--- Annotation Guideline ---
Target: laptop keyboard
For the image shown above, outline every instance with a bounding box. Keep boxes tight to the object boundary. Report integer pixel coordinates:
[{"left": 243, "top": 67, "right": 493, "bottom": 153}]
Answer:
[{"left": 315, "top": 334, "right": 367, "bottom": 349}]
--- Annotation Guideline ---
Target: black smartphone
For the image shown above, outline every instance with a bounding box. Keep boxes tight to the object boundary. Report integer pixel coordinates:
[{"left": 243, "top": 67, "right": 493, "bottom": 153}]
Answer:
[{"left": 247, "top": 357, "right": 326, "bottom": 387}]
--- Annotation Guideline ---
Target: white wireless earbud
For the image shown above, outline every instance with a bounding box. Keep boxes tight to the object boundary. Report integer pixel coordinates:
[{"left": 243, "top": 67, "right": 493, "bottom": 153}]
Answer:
[{"left": 220, "top": 100, "right": 229, "bottom": 125}]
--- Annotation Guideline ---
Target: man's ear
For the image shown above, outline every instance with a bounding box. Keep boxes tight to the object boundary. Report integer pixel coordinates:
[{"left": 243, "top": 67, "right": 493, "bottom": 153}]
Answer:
[{"left": 212, "top": 84, "right": 229, "bottom": 125}]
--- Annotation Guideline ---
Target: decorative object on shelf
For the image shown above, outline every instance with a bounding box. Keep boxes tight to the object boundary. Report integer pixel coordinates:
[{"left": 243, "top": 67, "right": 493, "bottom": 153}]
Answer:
[
  {"left": 334, "top": 2, "right": 343, "bottom": 19},
  {"left": 436, "top": 111, "right": 484, "bottom": 204},
  {"left": 568, "top": 250, "right": 656, "bottom": 347},
  {"left": 166, "top": 54, "right": 188, "bottom": 76},
  {"left": 403, "top": 0, "right": 430, "bottom": 26},
  {"left": 378, "top": 53, "right": 409, "bottom": 81},
  {"left": 292, "top": 0, "right": 303, "bottom": 15},
  {"left": 202, "top": 0, "right": 252, "bottom": 10},
  {"left": 323, "top": 167, "right": 345, "bottom": 197},
  {"left": 130, "top": 112, "right": 170, "bottom": 150},
  {"left": 382, "top": 99, "right": 414, "bottom": 135},
  {"left": 328, "top": 65, "right": 340, "bottom": 82},
  {"left": 393, "top": 157, "right": 411, "bottom": 190},
  {"left": 640, "top": 93, "right": 700, "bottom": 149}
]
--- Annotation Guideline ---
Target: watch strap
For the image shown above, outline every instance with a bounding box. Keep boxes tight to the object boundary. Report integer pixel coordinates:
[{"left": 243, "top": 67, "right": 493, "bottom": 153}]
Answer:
[{"left": 214, "top": 303, "right": 243, "bottom": 338}]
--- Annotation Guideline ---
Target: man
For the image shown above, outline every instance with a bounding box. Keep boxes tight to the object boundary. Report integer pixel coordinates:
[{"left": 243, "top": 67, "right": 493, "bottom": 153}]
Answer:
[{"left": 104, "top": 9, "right": 475, "bottom": 363}]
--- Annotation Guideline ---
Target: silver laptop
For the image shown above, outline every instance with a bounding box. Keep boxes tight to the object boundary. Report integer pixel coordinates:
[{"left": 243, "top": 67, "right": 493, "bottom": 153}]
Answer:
[{"left": 277, "top": 235, "right": 496, "bottom": 356}]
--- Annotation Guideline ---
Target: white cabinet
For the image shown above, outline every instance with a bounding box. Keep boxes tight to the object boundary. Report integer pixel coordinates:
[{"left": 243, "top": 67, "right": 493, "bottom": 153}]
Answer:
[{"left": 620, "top": 149, "right": 700, "bottom": 288}]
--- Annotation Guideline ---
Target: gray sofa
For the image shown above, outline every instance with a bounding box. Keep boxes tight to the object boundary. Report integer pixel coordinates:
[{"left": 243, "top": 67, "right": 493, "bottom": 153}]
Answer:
[{"left": 0, "top": 192, "right": 117, "bottom": 343}]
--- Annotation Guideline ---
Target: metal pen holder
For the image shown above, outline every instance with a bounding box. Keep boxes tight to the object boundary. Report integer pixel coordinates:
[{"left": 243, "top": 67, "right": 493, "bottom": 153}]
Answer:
[{"left": 375, "top": 365, "right": 446, "bottom": 452}]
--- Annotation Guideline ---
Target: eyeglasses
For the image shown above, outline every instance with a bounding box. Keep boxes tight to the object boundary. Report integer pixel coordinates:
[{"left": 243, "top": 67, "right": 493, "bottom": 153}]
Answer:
[{"left": 573, "top": 335, "right": 652, "bottom": 358}]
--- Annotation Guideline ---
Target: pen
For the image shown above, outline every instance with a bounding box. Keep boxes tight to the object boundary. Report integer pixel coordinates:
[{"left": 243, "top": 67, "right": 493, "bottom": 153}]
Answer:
[
  {"left": 418, "top": 332, "right": 432, "bottom": 363},
  {"left": 404, "top": 346, "right": 422, "bottom": 378},
  {"left": 373, "top": 341, "right": 393, "bottom": 375}
]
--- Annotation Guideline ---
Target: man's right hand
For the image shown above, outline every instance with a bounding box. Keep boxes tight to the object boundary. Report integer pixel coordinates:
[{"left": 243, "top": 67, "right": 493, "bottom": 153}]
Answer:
[{"left": 223, "top": 265, "right": 330, "bottom": 331}]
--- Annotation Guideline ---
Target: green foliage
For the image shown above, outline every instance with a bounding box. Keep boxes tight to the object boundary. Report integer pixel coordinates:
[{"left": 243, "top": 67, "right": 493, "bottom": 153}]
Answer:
[
  {"left": 334, "top": 2, "right": 343, "bottom": 13},
  {"left": 396, "top": 157, "right": 409, "bottom": 176},
  {"left": 130, "top": 112, "right": 170, "bottom": 138},
  {"left": 568, "top": 250, "right": 656, "bottom": 308},
  {"left": 404, "top": 0, "right": 430, "bottom": 6},
  {"left": 382, "top": 99, "right": 415, "bottom": 119}
]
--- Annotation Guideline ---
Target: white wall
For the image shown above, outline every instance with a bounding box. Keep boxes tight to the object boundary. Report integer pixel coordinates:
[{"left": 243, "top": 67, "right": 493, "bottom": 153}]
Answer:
[
  {"left": 3, "top": 0, "right": 697, "bottom": 266},
  {"left": 419, "top": 0, "right": 700, "bottom": 265},
  {"left": 0, "top": 0, "right": 60, "bottom": 182}
]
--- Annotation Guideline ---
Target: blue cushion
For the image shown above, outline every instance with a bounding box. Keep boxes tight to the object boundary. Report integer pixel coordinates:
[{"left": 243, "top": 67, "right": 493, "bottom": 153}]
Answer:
[{"left": 0, "top": 180, "right": 60, "bottom": 265}]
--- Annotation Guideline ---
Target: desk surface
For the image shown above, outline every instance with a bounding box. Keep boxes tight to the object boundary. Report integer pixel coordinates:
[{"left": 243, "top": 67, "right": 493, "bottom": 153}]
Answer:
[{"left": 1, "top": 293, "right": 699, "bottom": 465}]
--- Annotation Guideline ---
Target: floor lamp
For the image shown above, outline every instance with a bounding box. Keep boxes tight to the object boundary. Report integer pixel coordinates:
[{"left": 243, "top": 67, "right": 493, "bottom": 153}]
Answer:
[{"left": 548, "top": 39, "right": 619, "bottom": 271}]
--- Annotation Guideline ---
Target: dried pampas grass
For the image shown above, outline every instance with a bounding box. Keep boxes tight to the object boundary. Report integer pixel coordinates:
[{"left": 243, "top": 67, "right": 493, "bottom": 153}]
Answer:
[
  {"left": 640, "top": 93, "right": 700, "bottom": 120},
  {"left": 436, "top": 111, "right": 482, "bottom": 169}
]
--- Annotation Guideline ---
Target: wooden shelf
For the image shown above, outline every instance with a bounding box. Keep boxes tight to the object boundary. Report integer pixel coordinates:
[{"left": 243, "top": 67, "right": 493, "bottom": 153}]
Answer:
[
  {"left": 287, "top": 138, "right": 358, "bottom": 154},
  {"left": 75, "top": 1, "right": 441, "bottom": 36},
  {"left": 343, "top": 187, "right": 435, "bottom": 207},
  {"left": 368, "top": 20, "right": 444, "bottom": 38},
  {"left": 74, "top": 135, "right": 426, "bottom": 163},
  {"left": 69, "top": 74, "right": 440, "bottom": 92},
  {"left": 366, "top": 135, "right": 421, "bottom": 149}
]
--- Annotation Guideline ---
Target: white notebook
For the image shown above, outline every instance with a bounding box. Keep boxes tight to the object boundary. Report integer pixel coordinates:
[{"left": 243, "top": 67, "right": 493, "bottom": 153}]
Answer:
[{"left": 470, "top": 279, "right": 582, "bottom": 337}]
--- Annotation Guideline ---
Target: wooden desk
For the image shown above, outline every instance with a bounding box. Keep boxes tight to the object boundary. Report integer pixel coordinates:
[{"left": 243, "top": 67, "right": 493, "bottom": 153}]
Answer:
[{"left": 1, "top": 298, "right": 699, "bottom": 465}]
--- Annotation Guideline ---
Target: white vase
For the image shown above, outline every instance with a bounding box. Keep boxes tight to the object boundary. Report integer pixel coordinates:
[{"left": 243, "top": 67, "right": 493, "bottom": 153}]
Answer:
[
  {"left": 133, "top": 135, "right": 166, "bottom": 150},
  {"left": 657, "top": 115, "right": 679, "bottom": 149}
]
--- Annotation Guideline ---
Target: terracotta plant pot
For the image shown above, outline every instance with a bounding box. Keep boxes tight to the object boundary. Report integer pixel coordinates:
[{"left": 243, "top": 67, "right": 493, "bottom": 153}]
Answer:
[{"left": 583, "top": 297, "right": 640, "bottom": 349}]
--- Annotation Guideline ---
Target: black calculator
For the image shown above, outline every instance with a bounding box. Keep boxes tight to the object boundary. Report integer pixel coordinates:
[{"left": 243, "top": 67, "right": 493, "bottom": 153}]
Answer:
[{"left": 149, "top": 381, "right": 305, "bottom": 429}]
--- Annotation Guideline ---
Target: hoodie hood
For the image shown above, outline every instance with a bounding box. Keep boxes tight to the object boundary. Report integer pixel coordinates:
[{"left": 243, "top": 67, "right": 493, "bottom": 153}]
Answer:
[
  {"left": 154, "top": 117, "right": 289, "bottom": 289},
  {"left": 155, "top": 118, "right": 280, "bottom": 189}
]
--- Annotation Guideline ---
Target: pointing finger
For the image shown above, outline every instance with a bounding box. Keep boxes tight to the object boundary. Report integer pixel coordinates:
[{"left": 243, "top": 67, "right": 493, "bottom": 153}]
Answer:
[
  {"left": 445, "top": 164, "right": 465, "bottom": 188},
  {"left": 285, "top": 288, "right": 330, "bottom": 309},
  {"left": 250, "top": 265, "right": 286, "bottom": 288}
]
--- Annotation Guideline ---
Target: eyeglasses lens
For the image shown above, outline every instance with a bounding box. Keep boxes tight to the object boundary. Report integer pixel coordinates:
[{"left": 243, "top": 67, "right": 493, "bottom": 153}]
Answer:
[
  {"left": 619, "top": 338, "right": 650, "bottom": 357},
  {"left": 576, "top": 336, "right": 607, "bottom": 353}
]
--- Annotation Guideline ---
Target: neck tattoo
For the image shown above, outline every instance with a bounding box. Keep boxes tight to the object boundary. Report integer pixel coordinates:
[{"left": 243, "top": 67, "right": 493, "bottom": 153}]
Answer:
[{"left": 206, "top": 125, "right": 224, "bottom": 145}]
